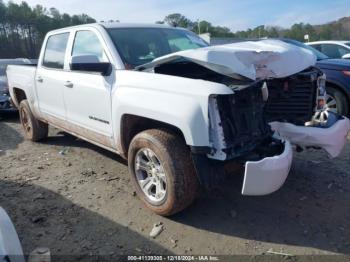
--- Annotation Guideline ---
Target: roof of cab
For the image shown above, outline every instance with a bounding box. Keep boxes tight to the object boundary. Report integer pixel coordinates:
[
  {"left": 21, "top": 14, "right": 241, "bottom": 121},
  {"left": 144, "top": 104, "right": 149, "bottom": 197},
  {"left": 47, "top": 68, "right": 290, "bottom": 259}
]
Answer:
[
  {"left": 99, "top": 22, "right": 177, "bottom": 29},
  {"left": 48, "top": 22, "right": 183, "bottom": 34}
]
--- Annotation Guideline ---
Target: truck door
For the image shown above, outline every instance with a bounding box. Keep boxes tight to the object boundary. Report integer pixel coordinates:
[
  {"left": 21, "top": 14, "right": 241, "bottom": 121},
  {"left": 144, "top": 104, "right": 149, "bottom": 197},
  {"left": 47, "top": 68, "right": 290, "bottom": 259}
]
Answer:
[
  {"left": 63, "top": 30, "right": 113, "bottom": 147},
  {"left": 36, "top": 32, "right": 70, "bottom": 119}
]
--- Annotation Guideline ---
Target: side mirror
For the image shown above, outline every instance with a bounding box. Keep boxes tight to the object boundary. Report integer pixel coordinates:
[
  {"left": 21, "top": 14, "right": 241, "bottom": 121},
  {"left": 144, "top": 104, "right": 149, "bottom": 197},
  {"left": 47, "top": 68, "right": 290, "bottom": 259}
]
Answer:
[
  {"left": 341, "top": 53, "right": 350, "bottom": 59},
  {"left": 70, "top": 55, "right": 111, "bottom": 76}
]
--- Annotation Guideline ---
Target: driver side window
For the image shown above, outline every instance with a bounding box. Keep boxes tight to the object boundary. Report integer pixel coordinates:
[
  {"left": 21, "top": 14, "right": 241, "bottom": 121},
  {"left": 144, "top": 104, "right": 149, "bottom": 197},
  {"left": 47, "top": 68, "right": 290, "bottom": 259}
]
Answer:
[{"left": 72, "top": 30, "right": 108, "bottom": 62}]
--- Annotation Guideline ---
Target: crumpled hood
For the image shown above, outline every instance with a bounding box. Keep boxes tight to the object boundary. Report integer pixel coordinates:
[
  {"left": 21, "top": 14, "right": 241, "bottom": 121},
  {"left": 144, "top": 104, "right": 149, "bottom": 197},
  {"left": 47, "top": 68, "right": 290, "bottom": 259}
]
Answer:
[{"left": 138, "top": 39, "right": 317, "bottom": 80}]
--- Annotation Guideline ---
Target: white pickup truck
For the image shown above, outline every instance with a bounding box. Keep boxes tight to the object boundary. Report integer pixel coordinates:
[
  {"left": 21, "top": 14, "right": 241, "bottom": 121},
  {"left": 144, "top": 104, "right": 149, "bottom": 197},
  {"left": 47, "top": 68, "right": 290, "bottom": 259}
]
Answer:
[{"left": 7, "top": 23, "right": 350, "bottom": 215}]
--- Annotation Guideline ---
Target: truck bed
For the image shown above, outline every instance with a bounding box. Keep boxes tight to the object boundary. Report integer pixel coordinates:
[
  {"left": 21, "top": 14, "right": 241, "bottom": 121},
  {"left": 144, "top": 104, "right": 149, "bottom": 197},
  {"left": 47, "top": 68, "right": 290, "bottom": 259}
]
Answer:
[{"left": 6, "top": 64, "right": 37, "bottom": 107}]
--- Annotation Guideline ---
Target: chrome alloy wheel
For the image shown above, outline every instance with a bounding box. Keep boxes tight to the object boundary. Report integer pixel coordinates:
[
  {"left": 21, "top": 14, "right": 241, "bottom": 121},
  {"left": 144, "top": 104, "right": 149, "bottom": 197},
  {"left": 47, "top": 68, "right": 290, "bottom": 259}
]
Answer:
[
  {"left": 20, "top": 107, "right": 32, "bottom": 134},
  {"left": 325, "top": 93, "right": 338, "bottom": 114},
  {"left": 134, "top": 148, "right": 167, "bottom": 204}
]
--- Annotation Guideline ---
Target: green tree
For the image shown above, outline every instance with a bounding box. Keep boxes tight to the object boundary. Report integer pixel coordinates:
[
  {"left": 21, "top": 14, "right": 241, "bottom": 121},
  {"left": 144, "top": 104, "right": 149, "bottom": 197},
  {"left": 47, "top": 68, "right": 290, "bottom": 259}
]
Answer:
[
  {"left": 163, "top": 13, "right": 193, "bottom": 29},
  {"left": 0, "top": 0, "right": 96, "bottom": 58}
]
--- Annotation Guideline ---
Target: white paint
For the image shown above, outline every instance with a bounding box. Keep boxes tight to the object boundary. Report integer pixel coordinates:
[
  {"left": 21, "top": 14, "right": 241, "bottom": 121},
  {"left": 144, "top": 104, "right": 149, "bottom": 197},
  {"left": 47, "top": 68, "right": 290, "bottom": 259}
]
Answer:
[
  {"left": 242, "top": 140, "right": 293, "bottom": 195},
  {"left": 112, "top": 70, "right": 232, "bottom": 149},
  {"left": 270, "top": 117, "right": 350, "bottom": 158}
]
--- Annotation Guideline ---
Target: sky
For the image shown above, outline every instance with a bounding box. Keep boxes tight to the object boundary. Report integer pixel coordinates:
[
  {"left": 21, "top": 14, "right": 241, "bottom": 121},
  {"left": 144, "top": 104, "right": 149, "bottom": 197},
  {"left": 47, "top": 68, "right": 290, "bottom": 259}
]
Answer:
[{"left": 8, "top": 0, "right": 350, "bottom": 32}]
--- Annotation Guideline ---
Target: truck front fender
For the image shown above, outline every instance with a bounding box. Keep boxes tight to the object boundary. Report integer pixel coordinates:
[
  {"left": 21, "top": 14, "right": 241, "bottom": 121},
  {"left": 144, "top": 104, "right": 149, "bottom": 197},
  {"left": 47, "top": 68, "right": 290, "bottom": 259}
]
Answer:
[{"left": 112, "top": 86, "right": 210, "bottom": 153}]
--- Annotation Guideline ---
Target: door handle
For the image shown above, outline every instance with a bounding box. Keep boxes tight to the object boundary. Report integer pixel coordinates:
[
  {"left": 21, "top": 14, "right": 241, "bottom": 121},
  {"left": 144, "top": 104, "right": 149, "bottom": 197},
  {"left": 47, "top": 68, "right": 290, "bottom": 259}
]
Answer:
[
  {"left": 37, "top": 76, "right": 43, "bottom": 83},
  {"left": 64, "top": 81, "right": 73, "bottom": 88}
]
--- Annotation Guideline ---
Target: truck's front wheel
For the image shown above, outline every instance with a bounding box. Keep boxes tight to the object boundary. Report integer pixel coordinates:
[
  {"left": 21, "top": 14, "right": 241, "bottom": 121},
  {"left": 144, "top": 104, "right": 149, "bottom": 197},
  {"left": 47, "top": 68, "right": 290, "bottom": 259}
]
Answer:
[
  {"left": 19, "top": 100, "right": 48, "bottom": 141},
  {"left": 128, "top": 129, "right": 199, "bottom": 216}
]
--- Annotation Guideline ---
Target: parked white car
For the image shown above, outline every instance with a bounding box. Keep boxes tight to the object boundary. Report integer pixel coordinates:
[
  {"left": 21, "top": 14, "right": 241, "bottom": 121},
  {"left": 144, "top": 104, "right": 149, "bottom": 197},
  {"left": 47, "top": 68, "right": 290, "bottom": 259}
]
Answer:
[
  {"left": 307, "top": 41, "right": 350, "bottom": 59},
  {"left": 6, "top": 23, "right": 350, "bottom": 215}
]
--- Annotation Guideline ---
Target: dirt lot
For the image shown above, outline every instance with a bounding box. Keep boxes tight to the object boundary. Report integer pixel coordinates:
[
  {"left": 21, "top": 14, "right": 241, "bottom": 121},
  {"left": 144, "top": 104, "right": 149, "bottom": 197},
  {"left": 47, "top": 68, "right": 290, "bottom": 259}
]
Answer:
[{"left": 1, "top": 112, "right": 350, "bottom": 258}]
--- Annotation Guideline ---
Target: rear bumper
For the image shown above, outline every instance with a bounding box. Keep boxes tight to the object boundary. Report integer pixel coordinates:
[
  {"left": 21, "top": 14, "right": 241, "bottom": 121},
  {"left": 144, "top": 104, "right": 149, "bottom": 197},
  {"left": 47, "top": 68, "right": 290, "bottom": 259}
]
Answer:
[
  {"left": 270, "top": 117, "right": 350, "bottom": 158},
  {"left": 242, "top": 140, "right": 293, "bottom": 195}
]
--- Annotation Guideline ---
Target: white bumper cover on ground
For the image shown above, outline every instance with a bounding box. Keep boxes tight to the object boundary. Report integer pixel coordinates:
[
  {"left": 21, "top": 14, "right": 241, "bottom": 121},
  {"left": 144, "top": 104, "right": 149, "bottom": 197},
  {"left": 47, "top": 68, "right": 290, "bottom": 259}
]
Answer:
[
  {"left": 242, "top": 140, "right": 293, "bottom": 195},
  {"left": 270, "top": 117, "right": 350, "bottom": 158}
]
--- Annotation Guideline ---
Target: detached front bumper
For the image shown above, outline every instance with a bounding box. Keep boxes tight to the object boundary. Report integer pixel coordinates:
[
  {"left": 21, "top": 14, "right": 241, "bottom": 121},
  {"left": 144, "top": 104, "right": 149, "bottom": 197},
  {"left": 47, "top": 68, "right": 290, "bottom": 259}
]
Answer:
[
  {"left": 192, "top": 116, "right": 349, "bottom": 196},
  {"left": 192, "top": 140, "right": 294, "bottom": 196},
  {"left": 270, "top": 117, "right": 350, "bottom": 158},
  {"left": 242, "top": 140, "right": 293, "bottom": 195}
]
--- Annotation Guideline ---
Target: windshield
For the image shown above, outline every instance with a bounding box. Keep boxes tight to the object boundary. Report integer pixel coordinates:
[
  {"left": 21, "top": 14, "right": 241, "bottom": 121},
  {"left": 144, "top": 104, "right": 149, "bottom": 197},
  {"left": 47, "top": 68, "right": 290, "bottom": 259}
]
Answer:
[
  {"left": 107, "top": 27, "right": 208, "bottom": 68},
  {"left": 282, "top": 39, "right": 329, "bottom": 60}
]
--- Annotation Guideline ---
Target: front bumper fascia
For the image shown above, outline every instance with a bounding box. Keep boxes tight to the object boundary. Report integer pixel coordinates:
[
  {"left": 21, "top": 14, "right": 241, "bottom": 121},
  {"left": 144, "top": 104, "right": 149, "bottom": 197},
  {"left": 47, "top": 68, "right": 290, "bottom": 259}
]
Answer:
[
  {"left": 270, "top": 117, "right": 350, "bottom": 158},
  {"left": 241, "top": 140, "right": 293, "bottom": 195},
  {"left": 191, "top": 116, "right": 349, "bottom": 196},
  {"left": 192, "top": 140, "right": 293, "bottom": 196}
]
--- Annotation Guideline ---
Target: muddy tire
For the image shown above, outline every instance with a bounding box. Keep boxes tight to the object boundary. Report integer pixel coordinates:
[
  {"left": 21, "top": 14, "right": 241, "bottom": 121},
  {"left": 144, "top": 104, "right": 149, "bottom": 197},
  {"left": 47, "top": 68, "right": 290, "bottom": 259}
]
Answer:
[
  {"left": 19, "top": 100, "right": 48, "bottom": 141},
  {"left": 128, "top": 129, "right": 199, "bottom": 216},
  {"left": 326, "top": 86, "right": 349, "bottom": 116}
]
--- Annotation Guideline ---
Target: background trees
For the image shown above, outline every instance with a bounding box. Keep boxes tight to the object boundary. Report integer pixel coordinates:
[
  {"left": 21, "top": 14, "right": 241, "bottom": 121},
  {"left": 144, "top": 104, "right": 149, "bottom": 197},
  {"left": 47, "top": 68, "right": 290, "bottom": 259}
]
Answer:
[
  {"left": 1, "top": 1, "right": 350, "bottom": 59},
  {"left": 0, "top": 0, "right": 95, "bottom": 58},
  {"left": 159, "top": 13, "right": 350, "bottom": 42}
]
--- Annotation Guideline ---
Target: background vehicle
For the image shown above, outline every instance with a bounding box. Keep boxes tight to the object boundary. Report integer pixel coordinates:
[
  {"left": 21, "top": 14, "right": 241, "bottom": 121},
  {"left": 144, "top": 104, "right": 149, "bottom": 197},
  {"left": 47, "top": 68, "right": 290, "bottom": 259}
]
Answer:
[
  {"left": 6, "top": 24, "right": 350, "bottom": 215},
  {"left": 307, "top": 41, "right": 350, "bottom": 59},
  {"left": 0, "top": 59, "right": 37, "bottom": 112},
  {"left": 283, "top": 39, "right": 350, "bottom": 116}
]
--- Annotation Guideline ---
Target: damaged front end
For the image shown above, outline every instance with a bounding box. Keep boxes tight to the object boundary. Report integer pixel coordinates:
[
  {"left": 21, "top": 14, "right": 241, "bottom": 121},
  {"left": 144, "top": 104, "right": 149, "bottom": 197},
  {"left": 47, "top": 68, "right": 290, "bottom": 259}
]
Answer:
[
  {"left": 203, "top": 79, "right": 293, "bottom": 195},
  {"left": 154, "top": 61, "right": 349, "bottom": 195},
  {"left": 266, "top": 67, "right": 350, "bottom": 159},
  {"left": 142, "top": 40, "right": 350, "bottom": 195},
  {"left": 202, "top": 69, "right": 349, "bottom": 195}
]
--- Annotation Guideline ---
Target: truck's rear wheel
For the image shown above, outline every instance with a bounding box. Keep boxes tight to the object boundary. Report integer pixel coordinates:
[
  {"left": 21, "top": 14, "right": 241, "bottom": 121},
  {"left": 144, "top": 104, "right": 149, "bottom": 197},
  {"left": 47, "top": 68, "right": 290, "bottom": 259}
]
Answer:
[
  {"left": 19, "top": 100, "right": 48, "bottom": 141},
  {"left": 128, "top": 129, "right": 199, "bottom": 216}
]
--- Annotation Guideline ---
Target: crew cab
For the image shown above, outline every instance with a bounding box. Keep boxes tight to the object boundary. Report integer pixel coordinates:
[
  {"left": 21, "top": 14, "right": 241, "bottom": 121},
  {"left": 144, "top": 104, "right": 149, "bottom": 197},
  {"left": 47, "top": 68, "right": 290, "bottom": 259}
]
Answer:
[{"left": 6, "top": 23, "right": 350, "bottom": 216}]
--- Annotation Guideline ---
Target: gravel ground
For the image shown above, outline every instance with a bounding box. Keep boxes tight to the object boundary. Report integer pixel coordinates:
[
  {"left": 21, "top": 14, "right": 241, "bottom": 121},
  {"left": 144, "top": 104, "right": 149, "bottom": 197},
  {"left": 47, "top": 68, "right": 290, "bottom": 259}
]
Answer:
[{"left": 1, "top": 112, "right": 350, "bottom": 259}]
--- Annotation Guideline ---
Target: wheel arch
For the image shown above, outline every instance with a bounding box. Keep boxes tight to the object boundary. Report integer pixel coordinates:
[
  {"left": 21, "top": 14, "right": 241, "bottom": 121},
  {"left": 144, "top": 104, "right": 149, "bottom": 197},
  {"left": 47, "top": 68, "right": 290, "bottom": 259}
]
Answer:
[
  {"left": 11, "top": 88, "right": 27, "bottom": 107},
  {"left": 119, "top": 114, "right": 186, "bottom": 158},
  {"left": 326, "top": 80, "right": 350, "bottom": 103}
]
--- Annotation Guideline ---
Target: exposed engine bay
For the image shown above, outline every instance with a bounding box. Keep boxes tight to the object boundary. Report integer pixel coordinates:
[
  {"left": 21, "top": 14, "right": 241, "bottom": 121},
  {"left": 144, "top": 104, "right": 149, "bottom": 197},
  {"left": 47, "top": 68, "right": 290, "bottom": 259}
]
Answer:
[{"left": 154, "top": 60, "right": 324, "bottom": 161}]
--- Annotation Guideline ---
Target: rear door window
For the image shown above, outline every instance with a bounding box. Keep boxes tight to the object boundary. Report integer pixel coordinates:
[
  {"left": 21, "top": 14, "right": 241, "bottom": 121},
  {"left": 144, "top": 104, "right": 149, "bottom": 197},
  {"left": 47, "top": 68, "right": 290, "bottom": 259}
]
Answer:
[{"left": 42, "top": 33, "right": 70, "bottom": 69}]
